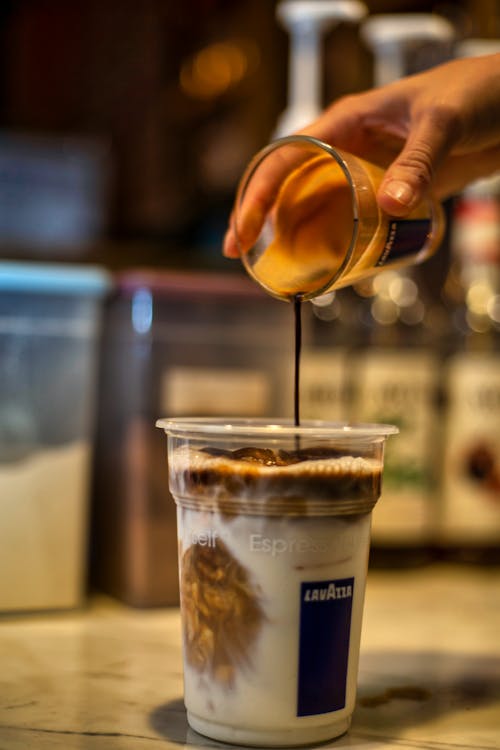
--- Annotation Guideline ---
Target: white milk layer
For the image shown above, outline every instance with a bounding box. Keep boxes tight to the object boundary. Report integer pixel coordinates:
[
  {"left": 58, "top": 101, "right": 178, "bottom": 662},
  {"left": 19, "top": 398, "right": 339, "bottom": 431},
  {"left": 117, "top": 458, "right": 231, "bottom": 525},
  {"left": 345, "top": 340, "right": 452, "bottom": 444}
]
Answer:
[{"left": 176, "top": 504, "right": 371, "bottom": 744}]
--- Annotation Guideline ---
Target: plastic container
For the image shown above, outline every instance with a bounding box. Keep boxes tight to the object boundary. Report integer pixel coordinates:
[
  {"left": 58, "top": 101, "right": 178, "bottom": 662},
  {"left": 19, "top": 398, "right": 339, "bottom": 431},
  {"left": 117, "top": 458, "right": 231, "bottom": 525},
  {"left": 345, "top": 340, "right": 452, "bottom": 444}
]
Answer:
[
  {"left": 0, "top": 261, "right": 110, "bottom": 612},
  {"left": 234, "top": 135, "right": 445, "bottom": 300},
  {"left": 91, "top": 270, "right": 295, "bottom": 607},
  {"left": 0, "top": 132, "right": 108, "bottom": 258},
  {"left": 156, "top": 417, "right": 397, "bottom": 746}
]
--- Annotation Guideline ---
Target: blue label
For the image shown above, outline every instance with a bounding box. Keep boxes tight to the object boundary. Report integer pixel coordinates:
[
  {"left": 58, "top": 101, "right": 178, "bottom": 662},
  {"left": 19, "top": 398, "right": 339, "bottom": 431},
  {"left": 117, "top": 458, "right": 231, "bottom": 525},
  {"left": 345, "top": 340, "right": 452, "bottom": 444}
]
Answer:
[
  {"left": 297, "top": 577, "right": 354, "bottom": 716},
  {"left": 376, "top": 219, "right": 431, "bottom": 267}
]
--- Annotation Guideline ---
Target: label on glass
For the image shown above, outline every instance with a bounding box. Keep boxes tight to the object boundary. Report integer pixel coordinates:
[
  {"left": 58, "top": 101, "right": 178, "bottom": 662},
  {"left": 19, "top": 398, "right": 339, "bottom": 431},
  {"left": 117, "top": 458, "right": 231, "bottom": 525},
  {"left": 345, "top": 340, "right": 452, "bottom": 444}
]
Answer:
[
  {"left": 353, "top": 350, "right": 439, "bottom": 543},
  {"left": 442, "top": 353, "right": 500, "bottom": 543},
  {"left": 376, "top": 219, "right": 431, "bottom": 267},
  {"left": 297, "top": 577, "right": 354, "bottom": 716}
]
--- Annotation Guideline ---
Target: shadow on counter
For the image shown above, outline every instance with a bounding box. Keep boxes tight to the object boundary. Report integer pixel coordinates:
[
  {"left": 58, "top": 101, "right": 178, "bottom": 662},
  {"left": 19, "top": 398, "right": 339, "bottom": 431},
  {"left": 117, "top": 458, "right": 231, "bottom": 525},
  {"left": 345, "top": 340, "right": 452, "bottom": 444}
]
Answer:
[
  {"left": 354, "top": 648, "right": 500, "bottom": 738},
  {"left": 149, "top": 649, "right": 500, "bottom": 747}
]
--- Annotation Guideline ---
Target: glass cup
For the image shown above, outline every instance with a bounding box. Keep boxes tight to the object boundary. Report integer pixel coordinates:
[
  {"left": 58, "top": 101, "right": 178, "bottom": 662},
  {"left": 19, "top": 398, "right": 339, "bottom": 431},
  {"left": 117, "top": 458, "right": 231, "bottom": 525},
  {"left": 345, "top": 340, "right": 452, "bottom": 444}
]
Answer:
[
  {"left": 233, "top": 135, "right": 445, "bottom": 300},
  {"left": 156, "top": 417, "right": 397, "bottom": 747}
]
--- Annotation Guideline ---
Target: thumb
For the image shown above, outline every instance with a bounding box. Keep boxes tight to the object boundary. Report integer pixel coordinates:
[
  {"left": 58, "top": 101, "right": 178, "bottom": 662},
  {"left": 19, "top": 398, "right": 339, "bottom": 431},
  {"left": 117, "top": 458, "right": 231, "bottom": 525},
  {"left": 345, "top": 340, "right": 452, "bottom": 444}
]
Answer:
[{"left": 377, "top": 112, "right": 453, "bottom": 216}]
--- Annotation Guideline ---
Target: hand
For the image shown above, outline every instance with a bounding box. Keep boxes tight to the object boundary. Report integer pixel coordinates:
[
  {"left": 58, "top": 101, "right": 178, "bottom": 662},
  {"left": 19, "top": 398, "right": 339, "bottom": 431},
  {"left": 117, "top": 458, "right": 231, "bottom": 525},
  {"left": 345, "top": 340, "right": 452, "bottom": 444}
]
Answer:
[{"left": 223, "top": 53, "right": 500, "bottom": 258}]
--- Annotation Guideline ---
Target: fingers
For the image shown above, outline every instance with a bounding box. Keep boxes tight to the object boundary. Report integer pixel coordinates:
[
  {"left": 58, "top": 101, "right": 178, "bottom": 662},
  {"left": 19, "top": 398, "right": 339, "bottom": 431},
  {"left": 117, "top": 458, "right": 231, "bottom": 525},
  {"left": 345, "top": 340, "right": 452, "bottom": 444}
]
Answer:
[
  {"left": 223, "top": 212, "right": 238, "bottom": 258},
  {"left": 223, "top": 141, "right": 315, "bottom": 258},
  {"left": 377, "top": 105, "right": 460, "bottom": 215},
  {"left": 223, "top": 172, "right": 275, "bottom": 258}
]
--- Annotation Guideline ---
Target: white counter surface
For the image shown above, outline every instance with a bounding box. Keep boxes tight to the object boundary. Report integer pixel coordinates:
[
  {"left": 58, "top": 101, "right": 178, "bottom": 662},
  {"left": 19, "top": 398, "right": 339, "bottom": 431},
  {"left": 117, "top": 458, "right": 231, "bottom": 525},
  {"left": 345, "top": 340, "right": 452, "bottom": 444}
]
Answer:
[{"left": 1, "top": 564, "right": 499, "bottom": 749}]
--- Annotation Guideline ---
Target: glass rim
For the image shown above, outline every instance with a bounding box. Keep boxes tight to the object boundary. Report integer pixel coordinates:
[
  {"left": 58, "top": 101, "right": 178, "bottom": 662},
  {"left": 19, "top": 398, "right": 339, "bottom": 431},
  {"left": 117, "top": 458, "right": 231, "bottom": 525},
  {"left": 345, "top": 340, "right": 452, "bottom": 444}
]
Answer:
[
  {"left": 239, "top": 134, "right": 359, "bottom": 217},
  {"left": 234, "top": 134, "right": 361, "bottom": 301},
  {"left": 156, "top": 417, "right": 398, "bottom": 440}
]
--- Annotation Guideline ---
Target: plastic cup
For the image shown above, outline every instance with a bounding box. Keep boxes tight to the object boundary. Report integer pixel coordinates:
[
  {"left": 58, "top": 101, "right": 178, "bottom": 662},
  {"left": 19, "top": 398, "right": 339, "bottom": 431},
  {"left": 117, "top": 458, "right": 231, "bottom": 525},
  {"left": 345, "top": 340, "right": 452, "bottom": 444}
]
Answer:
[{"left": 156, "top": 418, "right": 397, "bottom": 747}]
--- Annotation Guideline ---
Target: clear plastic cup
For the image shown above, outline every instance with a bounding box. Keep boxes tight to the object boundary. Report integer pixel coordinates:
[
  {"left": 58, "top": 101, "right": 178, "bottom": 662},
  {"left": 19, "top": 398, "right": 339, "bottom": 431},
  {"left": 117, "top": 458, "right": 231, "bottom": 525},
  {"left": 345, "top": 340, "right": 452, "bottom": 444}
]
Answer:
[{"left": 156, "top": 418, "right": 397, "bottom": 747}]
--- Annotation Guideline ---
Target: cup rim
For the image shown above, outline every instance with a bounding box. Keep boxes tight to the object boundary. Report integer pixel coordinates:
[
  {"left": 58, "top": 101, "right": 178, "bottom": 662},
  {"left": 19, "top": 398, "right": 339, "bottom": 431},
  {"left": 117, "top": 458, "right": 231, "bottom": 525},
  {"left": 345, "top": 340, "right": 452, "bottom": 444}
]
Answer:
[{"left": 156, "top": 417, "right": 398, "bottom": 440}]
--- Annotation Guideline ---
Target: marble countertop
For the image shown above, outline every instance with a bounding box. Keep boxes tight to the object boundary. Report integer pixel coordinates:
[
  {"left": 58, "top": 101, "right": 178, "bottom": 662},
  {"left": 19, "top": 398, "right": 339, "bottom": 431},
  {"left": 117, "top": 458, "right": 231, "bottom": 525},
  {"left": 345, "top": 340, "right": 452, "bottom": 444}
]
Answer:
[{"left": 1, "top": 564, "right": 499, "bottom": 750}]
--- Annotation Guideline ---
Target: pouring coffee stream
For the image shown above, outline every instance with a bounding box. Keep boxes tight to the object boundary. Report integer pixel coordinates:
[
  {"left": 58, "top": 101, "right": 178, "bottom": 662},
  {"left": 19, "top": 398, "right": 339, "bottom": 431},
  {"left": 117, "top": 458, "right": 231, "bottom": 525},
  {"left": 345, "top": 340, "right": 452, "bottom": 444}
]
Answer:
[
  {"left": 294, "top": 296, "right": 302, "bottom": 428},
  {"left": 234, "top": 135, "right": 445, "bottom": 426}
]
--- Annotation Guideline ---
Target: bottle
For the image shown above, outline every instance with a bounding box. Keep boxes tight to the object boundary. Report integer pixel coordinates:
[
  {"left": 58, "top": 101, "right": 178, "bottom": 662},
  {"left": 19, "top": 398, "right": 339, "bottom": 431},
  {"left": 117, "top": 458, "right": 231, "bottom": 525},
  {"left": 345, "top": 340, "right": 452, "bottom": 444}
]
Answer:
[
  {"left": 351, "top": 271, "right": 442, "bottom": 566},
  {"left": 361, "top": 13, "right": 454, "bottom": 85},
  {"left": 273, "top": 0, "right": 367, "bottom": 137},
  {"left": 298, "top": 289, "right": 360, "bottom": 423},
  {"left": 439, "top": 174, "right": 500, "bottom": 564},
  {"left": 234, "top": 134, "right": 445, "bottom": 301},
  {"left": 266, "top": 3, "right": 369, "bottom": 421},
  {"left": 349, "top": 13, "right": 454, "bottom": 566}
]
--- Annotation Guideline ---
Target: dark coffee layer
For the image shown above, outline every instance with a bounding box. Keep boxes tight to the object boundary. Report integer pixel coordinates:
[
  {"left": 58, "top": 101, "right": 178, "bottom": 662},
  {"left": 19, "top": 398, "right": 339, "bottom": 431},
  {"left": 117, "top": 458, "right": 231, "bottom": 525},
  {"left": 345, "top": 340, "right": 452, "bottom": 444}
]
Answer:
[{"left": 170, "top": 445, "right": 383, "bottom": 517}]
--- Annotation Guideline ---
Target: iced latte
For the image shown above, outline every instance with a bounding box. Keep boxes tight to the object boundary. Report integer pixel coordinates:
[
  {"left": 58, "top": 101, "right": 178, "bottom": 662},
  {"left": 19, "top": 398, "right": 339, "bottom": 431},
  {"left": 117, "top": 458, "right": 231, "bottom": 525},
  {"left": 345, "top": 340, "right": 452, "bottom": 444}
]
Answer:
[{"left": 156, "top": 418, "right": 397, "bottom": 746}]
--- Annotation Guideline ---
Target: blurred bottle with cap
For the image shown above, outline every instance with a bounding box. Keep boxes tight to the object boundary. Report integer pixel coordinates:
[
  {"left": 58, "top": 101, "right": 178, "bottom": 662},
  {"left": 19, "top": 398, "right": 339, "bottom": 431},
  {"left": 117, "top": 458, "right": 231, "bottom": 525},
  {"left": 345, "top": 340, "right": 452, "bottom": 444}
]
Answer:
[
  {"left": 273, "top": 1, "right": 367, "bottom": 424},
  {"left": 439, "top": 38, "right": 500, "bottom": 565},
  {"left": 351, "top": 13, "right": 454, "bottom": 568}
]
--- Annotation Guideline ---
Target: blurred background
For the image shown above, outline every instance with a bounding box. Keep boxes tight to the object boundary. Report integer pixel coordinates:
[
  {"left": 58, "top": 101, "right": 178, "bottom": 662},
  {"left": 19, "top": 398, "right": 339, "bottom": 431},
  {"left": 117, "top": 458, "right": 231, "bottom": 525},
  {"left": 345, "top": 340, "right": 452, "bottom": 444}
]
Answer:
[
  {"left": 0, "top": 0, "right": 495, "bottom": 268},
  {"left": 1, "top": 0, "right": 499, "bottom": 614}
]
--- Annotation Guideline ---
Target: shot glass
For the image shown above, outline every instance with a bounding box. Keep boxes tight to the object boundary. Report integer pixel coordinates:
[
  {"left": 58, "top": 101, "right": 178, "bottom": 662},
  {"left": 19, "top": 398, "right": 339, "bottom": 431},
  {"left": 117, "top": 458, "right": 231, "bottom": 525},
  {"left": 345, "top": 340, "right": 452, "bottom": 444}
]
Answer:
[
  {"left": 233, "top": 135, "right": 444, "bottom": 300},
  {"left": 156, "top": 418, "right": 397, "bottom": 747}
]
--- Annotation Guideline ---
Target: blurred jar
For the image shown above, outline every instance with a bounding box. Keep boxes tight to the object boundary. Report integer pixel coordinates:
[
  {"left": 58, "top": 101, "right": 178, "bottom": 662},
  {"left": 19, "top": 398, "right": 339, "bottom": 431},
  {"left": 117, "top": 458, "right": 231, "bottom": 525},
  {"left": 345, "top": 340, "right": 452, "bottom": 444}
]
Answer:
[
  {"left": 0, "top": 262, "right": 109, "bottom": 612},
  {"left": 91, "top": 269, "right": 295, "bottom": 607}
]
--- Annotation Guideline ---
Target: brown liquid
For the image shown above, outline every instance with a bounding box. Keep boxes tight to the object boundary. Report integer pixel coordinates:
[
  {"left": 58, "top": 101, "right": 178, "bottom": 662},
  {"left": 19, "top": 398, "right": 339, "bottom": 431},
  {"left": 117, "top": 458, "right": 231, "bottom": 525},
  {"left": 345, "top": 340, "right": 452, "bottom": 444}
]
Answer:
[
  {"left": 294, "top": 296, "right": 302, "bottom": 428},
  {"left": 245, "top": 155, "right": 355, "bottom": 299}
]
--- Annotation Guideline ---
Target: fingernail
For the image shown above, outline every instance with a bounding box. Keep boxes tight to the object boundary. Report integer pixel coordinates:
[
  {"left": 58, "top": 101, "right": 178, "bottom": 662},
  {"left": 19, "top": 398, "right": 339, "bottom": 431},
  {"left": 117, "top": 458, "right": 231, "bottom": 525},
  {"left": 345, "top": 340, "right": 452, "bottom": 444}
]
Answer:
[
  {"left": 383, "top": 180, "right": 415, "bottom": 207},
  {"left": 223, "top": 230, "right": 236, "bottom": 258}
]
